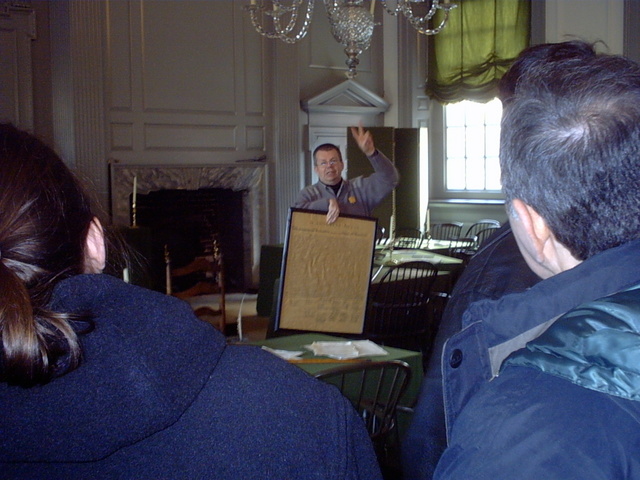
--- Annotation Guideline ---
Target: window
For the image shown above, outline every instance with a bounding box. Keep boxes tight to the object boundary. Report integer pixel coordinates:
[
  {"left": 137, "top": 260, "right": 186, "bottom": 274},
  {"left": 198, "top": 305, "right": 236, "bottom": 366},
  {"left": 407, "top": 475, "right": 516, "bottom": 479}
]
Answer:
[
  {"left": 428, "top": 98, "right": 504, "bottom": 201},
  {"left": 445, "top": 98, "right": 502, "bottom": 191}
]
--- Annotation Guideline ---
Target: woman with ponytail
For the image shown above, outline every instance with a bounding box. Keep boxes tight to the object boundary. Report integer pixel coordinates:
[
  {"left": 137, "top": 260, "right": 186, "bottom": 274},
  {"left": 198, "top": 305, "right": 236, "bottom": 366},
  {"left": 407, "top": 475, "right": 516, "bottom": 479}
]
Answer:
[
  {"left": 0, "top": 123, "right": 381, "bottom": 479},
  {"left": 0, "top": 123, "right": 103, "bottom": 386}
]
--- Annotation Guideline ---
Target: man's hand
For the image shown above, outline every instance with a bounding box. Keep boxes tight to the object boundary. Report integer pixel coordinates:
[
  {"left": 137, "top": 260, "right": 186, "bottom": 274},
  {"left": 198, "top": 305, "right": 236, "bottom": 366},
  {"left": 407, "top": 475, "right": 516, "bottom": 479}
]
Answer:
[
  {"left": 350, "top": 123, "right": 376, "bottom": 157},
  {"left": 327, "top": 198, "right": 340, "bottom": 224}
]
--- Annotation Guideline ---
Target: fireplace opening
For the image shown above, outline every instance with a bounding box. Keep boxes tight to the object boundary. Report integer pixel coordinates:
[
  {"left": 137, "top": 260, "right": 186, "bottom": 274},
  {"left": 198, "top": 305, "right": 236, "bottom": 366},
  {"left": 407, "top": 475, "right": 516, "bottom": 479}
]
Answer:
[{"left": 135, "top": 187, "right": 247, "bottom": 293}]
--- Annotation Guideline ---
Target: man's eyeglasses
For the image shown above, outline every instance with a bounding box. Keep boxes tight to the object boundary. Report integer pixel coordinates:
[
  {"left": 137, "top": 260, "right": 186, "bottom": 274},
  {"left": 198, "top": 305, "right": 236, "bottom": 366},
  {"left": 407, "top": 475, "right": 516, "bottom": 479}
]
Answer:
[{"left": 317, "top": 160, "right": 341, "bottom": 168}]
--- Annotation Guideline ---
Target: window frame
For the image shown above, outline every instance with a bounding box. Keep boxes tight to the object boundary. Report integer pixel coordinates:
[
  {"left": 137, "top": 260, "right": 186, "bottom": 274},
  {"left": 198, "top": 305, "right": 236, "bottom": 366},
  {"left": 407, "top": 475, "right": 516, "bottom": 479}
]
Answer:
[{"left": 428, "top": 99, "right": 505, "bottom": 202}]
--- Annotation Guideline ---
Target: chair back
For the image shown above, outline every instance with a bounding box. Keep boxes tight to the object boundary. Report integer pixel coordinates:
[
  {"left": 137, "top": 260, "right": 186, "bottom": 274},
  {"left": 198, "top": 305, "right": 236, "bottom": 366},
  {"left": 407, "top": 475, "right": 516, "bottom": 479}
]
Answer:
[
  {"left": 451, "top": 223, "right": 501, "bottom": 262},
  {"left": 314, "top": 360, "right": 411, "bottom": 457},
  {"left": 365, "top": 261, "right": 438, "bottom": 352},
  {"left": 393, "top": 227, "right": 423, "bottom": 249},
  {"left": 464, "top": 219, "right": 501, "bottom": 239},
  {"left": 165, "top": 235, "right": 226, "bottom": 331},
  {"left": 429, "top": 222, "right": 463, "bottom": 241},
  {"left": 475, "top": 226, "right": 500, "bottom": 249},
  {"left": 448, "top": 237, "right": 477, "bottom": 264}
]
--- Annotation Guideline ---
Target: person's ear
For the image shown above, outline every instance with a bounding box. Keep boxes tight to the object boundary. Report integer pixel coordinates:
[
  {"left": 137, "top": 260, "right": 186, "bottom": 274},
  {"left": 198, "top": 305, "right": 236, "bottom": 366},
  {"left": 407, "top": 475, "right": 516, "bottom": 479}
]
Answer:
[
  {"left": 511, "top": 198, "right": 551, "bottom": 265},
  {"left": 510, "top": 199, "right": 580, "bottom": 277},
  {"left": 84, "top": 217, "right": 106, "bottom": 274}
]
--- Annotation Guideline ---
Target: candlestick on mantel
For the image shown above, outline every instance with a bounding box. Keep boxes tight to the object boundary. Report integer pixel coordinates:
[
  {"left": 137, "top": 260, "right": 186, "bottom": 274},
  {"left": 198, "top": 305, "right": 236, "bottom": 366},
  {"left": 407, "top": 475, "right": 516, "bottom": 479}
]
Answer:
[
  {"left": 131, "top": 175, "right": 137, "bottom": 227},
  {"left": 370, "top": 0, "right": 375, "bottom": 16},
  {"left": 424, "top": 208, "right": 432, "bottom": 245},
  {"left": 164, "top": 245, "right": 172, "bottom": 295},
  {"left": 390, "top": 187, "right": 397, "bottom": 240}
]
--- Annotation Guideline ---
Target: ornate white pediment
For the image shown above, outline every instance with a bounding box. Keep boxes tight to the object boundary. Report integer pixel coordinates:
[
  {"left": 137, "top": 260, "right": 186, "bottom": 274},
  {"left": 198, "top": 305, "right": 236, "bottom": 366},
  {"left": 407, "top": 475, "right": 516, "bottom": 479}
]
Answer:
[{"left": 301, "top": 80, "right": 389, "bottom": 119}]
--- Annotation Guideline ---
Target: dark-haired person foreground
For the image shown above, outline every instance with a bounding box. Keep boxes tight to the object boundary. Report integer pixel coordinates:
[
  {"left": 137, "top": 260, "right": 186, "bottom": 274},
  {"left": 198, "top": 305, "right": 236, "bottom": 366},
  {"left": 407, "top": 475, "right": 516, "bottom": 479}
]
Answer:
[
  {"left": 431, "top": 44, "right": 640, "bottom": 478},
  {"left": 402, "top": 40, "right": 598, "bottom": 480},
  {"left": 295, "top": 124, "right": 398, "bottom": 224},
  {"left": 401, "top": 223, "right": 540, "bottom": 479},
  {"left": 0, "top": 123, "right": 382, "bottom": 479}
]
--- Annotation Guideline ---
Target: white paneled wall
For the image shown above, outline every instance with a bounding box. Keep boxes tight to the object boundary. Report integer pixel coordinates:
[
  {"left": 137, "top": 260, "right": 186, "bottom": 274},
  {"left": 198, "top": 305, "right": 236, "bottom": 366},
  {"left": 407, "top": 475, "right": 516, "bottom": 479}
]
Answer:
[
  {"left": 0, "top": 5, "right": 35, "bottom": 131},
  {"left": 545, "top": 0, "right": 624, "bottom": 53},
  {"left": 106, "top": 1, "right": 266, "bottom": 165}
]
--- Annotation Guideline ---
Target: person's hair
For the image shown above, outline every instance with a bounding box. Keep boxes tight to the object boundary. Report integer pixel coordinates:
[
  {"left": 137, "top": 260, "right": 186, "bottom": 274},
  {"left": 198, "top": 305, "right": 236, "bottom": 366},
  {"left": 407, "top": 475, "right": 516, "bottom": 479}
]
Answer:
[
  {"left": 312, "top": 143, "right": 343, "bottom": 166},
  {"left": 498, "top": 40, "right": 598, "bottom": 105},
  {"left": 0, "top": 123, "right": 99, "bottom": 386},
  {"left": 500, "top": 46, "right": 640, "bottom": 260}
]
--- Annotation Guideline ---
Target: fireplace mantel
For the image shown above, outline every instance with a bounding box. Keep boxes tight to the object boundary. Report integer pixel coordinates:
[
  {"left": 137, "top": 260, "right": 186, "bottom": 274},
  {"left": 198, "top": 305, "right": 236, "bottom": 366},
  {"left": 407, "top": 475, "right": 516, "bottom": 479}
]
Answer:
[{"left": 110, "top": 161, "right": 268, "bottom": 287}]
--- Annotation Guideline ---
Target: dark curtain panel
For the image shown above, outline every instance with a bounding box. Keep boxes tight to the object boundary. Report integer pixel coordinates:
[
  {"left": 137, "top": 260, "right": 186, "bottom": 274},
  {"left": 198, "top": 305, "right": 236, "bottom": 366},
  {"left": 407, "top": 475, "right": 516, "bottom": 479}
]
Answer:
[
  {"left": 347, "top": 127, "right": 420, "bottom": 232},
  {"left": 426, "top": 0, "right": 531, "bottom": 104}
]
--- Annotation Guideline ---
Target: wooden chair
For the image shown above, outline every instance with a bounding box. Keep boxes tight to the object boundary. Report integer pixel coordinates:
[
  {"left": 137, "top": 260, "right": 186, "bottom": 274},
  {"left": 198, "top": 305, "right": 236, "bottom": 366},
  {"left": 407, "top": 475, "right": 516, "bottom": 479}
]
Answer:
[
  {"left": 429, "top": 222, "right": 463, "bottom": 242},
  {"left": 393, "top": 227, "right": 423, "bottom": 249},
  {"left": 448, "top": 237, "right": 477, "bottom": 264},
  {"left": 463, "top": 219, "right": 501, "bottom": 239},
  {"left": 165, "top": 236, "right": 226, "bottom": 332},
  {"left": 475, "top": 226, "right": 500, "bottom": 249},
  {"left": 365, "top": 261, "right": 439, "bottom": 355},
  {"left": 315, "top": 360, "right": 411, "bottom": 470},
  {"left": 453, "top": 225, "right": 501, "bottom": 261},
  {"left": 429, "top": 222, "right": 464, "bottom": 260}
]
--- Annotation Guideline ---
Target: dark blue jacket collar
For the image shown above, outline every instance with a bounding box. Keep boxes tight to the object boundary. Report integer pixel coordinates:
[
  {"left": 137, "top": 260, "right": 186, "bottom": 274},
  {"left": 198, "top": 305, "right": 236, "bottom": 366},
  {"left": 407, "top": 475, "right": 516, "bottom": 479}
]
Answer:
[
  {"left": 464, "top": 238, "right": 640, "bottom": 349},
  {"left": 502, "top": 283, "right": 640, "bottom": 401}
]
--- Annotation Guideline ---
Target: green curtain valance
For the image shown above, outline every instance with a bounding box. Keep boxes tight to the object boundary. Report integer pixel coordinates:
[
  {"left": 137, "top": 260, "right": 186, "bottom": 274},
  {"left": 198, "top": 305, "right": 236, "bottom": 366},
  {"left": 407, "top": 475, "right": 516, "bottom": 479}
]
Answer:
[{"left": 426, "top": 0, "right": 531, "bottom": 104}]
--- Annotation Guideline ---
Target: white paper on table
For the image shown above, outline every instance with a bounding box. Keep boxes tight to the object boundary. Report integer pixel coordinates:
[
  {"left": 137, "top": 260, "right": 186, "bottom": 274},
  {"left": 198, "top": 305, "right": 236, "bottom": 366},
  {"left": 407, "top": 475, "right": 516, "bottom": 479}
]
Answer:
[
  {"left": 261, "top": 346, "right": 304, "bottom": 360},
  {"left": 304, "top": 340, "right": 388, "bottom": 360}
]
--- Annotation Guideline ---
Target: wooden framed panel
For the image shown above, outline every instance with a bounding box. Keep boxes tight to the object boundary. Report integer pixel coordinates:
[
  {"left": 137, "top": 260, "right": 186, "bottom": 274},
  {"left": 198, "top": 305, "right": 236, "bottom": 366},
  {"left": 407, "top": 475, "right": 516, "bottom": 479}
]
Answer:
[{"left": 274, "top": 209, "right": 376, "bottom": 334}]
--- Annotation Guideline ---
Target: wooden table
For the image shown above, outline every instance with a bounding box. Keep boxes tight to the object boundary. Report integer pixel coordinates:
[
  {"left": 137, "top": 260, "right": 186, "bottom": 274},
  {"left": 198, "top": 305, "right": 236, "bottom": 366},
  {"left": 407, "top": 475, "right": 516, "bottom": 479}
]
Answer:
[
  {"left": 421, "top": 238, "right": 471, "bottom": 253},
  {"left": 252, "top": 333, "right": 423, "bottom": 435},
  {"left": 373, "top": 247, "right": 462, "bottom": 274},
  {"left": 376, "top": 237, "right": 471, "bottom": 255},
  {"left": 372, "top": 246, "right": 464, "bottom": 290}
]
